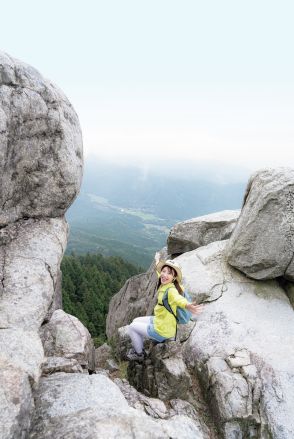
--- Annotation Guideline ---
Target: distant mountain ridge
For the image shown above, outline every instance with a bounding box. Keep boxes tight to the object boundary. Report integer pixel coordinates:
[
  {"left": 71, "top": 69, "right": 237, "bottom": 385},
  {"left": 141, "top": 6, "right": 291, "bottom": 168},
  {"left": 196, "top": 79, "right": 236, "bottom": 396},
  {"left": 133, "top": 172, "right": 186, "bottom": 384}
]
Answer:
[{"left": 65, "top": 159, "right": 246, "bottom": 268}]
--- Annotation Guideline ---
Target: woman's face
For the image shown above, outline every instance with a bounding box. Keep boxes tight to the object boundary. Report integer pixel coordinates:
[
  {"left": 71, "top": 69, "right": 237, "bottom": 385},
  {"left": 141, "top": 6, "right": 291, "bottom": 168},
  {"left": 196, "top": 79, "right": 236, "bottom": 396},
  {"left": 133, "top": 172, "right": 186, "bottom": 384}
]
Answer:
[{"left": 160, "top": 266, "right": 175, "bottom": 285}]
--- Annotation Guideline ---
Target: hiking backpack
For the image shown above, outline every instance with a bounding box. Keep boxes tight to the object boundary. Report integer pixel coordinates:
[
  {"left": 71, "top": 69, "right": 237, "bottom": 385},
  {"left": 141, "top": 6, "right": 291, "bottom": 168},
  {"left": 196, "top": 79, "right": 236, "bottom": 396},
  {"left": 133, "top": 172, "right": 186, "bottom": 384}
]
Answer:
[{"left": 160, "top": 287, "right": 192, "bottom": 324}]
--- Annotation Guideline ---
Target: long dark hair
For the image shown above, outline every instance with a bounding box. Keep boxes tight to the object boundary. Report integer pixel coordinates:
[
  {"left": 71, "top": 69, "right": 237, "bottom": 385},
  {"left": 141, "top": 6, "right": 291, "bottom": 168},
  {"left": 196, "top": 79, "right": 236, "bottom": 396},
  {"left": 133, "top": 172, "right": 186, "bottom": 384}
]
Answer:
[{"left": 157, "top": 264, "right": 183, "bottom": 295}]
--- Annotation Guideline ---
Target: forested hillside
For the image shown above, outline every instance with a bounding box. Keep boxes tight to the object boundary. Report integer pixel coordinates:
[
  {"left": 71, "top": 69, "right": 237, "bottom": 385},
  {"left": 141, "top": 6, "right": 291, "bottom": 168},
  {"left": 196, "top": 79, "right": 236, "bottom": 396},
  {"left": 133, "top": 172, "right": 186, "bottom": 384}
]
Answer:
[
  {"left": 65, "top": 160, "right": 245, "bottom": 268},
  {"left": 61, "top": 253, "right": 142, "bottom": 345}
]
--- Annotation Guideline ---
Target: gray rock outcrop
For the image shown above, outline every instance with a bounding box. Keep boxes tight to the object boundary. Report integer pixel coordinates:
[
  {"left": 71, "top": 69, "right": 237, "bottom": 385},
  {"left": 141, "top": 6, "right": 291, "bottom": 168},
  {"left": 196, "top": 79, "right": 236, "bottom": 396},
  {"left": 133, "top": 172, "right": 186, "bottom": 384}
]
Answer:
[
  {"left": 40, "top": 309, "right": 95, "bottom": 371},
  {"left": 226, "top": 168, "right": 294, "bottom": 280},
  {"left": 29, "top": 372, "right": 206, "bottom": 439},
  {"left": 115, "top": 378, "right": 213, "bottom": 436},
  {"left": 41, "top": 356, "right": 83, "bottom": 376},
  {"left": 0, "top": 51, "right": 83, "bottom": 226},
  {"left": 117, "top": 237, "right": 294, "bottom": 437},
  {"left": 167, "top": 210, "right": 239, "bottom": 256},
  {"left": 178, "top": 240, "right": 294, "bottom": 437},
  {"left": 0, "top": 51, "right": 83, "bottom": 438},
  {"left": 95, "top": 342, "right": 115, "bottom": 370},
  {"left": 0, "top": 217, "right": 68, "bottom": 330}
]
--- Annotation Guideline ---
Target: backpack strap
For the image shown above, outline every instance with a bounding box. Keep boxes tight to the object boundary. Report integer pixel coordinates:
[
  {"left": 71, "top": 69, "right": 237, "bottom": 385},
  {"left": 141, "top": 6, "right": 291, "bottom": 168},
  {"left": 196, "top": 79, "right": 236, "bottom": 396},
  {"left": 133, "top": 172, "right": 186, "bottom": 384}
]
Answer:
[
  {"left": 158, "top": 288, "right": 179, "bottom": 322},
  {"left": 157, "top": 287, "right": 178, "bottom": 340}
]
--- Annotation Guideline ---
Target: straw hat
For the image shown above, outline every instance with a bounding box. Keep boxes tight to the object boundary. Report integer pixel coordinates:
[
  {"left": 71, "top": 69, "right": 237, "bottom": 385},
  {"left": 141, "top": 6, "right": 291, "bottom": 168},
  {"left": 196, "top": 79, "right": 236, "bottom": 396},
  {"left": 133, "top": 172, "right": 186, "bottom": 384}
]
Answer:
[{"left": 156, "top": 259, "right": 182, "bottom": 283}]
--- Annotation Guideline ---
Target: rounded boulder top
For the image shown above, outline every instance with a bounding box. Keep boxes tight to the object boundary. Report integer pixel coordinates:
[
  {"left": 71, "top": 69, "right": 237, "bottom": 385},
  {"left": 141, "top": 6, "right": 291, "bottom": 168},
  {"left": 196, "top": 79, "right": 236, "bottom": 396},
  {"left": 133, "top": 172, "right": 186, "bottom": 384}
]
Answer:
[
  {"left": 226, "top": 167, "right": 294, "bottom": 280},
  {"left": 0, "top": 51, "right": 83, "bottom": 226}
]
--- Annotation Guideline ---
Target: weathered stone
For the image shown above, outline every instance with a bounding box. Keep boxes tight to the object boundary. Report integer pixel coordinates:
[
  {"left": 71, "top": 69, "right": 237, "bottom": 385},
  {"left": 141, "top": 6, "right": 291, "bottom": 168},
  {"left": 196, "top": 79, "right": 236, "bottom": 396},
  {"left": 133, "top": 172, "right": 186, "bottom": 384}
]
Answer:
[
  {"left": 0, "top": 51, "right": 83, "bottom": 226},
  {"left": 40, "top": 309, "right": 95, "bottom": 371},
  {"left": 115, "top": 378, "right": 213, "bottom": 436},
  {"left": 115, "top": 325, "right": 133, "bottom": 360},
  {"left": 206, "top": 356, "right": 253, "bottom": 421},
  {"left": 0, "top": 51, "right": 83, "bottom": 439},
  {"left": 106, "top": 247, "right": 168, "bottom": 340},
  {"left": 0, "top": 217, "right": 67, "bottom": 330},
  {"left": 226, "top": 349, "right": 251, "bottom": 368},
  {"left": 29, "top": 372, "right": 206, "bottom": 439},
  {"left": 0, "top": 329, "right": 44, "bottom": 384},
  {"left": 114, "top": 377, "right": 169, "bottom": 418},
  {"left": 281, "top": 280, "right": 294, "bottom": 310},
  {"left": 168, "top": 210, "right": 240, "bottom": 255},
  {"left": 105, "top": 359, "right": 119, "bottom": 372},
  {"left": 226, "top": 168, "right": 294, "bottom": 280},
  {"left": 44, "top": 267, "right": 63, "bottom": 323},
  {"left": 0, "top": 365, "right": 33, "bottom": 439},
  {"left": 128, "top": 340, "right": 192, "bottom": 401},
  {"left": 41, "top": 356, "right": 83, "bottom": 376},
  {"left": 224, "top": 421, "right": 242, "bottom": 438},
  {"left": 177, "top": 240, "right": 294, "bottom": 437},
  {"left": 95, "top": 342, "right": 112, "bottom": 369},
  {"left": 0, "top": 329, "right": 44, "bottom": 439}
]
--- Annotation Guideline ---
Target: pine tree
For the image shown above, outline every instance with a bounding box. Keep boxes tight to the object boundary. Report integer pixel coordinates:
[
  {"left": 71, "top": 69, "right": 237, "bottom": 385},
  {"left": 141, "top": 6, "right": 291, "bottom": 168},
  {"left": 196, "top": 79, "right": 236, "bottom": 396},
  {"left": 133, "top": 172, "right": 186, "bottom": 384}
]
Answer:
[{"left": 61, "top": 253, "right": 142, "bottom": 345}]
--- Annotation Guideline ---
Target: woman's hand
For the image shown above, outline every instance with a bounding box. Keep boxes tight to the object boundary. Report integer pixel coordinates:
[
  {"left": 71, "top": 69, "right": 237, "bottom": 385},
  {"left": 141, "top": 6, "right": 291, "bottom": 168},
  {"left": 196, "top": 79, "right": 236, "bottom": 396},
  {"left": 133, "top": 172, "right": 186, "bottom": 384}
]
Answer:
[{"left": 186, "top": 302, "right": 204, "bottom": 315}]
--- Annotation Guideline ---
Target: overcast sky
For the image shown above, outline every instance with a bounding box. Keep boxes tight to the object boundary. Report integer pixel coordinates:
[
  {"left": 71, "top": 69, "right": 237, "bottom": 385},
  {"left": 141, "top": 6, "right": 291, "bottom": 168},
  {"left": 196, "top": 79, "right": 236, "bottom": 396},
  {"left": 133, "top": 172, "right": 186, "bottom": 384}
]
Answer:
[{"left": 1, "top": 0, "right": 294, "bottom": 176}]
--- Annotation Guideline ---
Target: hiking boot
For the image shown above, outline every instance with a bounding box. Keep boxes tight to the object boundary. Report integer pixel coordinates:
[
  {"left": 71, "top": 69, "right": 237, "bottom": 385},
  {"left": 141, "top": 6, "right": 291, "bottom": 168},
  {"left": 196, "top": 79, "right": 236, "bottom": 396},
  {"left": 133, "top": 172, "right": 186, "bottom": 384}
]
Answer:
[{"left": 126, "top": 348, "right": 145, "bottom": 362}]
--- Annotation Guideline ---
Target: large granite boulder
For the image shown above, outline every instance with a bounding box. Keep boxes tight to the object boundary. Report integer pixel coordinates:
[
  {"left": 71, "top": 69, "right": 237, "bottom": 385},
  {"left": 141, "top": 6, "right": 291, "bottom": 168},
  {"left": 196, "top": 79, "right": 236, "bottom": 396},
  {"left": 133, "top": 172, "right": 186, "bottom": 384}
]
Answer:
[
  {"left": 176, "top": 240, "right": 294, "bottom": 437},
  {"left": 0, "top": 329, "right": 44, "bottom": 439},
  {"left": 40, "top": 309, "right": 95, "bottom": 371},
  {"left": 167, "top": 210, "right": 239, "bottom": 255},
  {"left": 0, "top": 51, "right": 83, "bottom": 439},
  {"left": 0, "top": 51, "right": 83, "bottom": 226},
  {"left": 29, "top": 372, "right": 206, "bottom": 439},
  {"left": 0, "top": 217, "right": 67, "bottom": 330},
  {"left": 226, "top": 168, "right": 294, "bottom": 280}
]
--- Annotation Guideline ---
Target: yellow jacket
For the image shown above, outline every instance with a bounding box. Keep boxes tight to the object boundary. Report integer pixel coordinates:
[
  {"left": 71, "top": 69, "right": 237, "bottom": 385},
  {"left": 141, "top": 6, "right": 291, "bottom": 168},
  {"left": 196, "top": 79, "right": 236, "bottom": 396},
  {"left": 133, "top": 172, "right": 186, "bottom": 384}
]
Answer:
[{"left": 153, "top": 282, "right": 188, "bottom": 338}]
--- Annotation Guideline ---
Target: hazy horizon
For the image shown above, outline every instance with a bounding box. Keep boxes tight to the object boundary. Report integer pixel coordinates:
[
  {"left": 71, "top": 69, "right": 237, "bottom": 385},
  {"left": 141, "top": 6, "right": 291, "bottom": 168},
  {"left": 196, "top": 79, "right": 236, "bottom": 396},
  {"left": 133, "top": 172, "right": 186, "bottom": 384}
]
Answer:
[
  {"left": 83, "top": 153, "right": 254, "bottom": 185},
  {"left": 1, "top": 1, "right": 293, "bottom": 172}
]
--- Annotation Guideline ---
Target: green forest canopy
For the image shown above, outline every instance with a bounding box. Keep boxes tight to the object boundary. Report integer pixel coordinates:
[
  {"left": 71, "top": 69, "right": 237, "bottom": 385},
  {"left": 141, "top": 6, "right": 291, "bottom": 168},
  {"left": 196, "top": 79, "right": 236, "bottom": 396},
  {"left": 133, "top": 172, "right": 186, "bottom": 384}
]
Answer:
[{"left": 61, "top": 252, "right": 142, "bottom": 346}]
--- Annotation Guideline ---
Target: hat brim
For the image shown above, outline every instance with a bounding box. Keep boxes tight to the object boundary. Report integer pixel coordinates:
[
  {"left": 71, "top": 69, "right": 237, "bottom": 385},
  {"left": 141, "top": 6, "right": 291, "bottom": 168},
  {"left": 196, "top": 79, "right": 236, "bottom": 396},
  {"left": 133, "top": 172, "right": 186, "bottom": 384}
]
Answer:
[{"left": 156, "top": 260, "right": 182, "bottom": 283}]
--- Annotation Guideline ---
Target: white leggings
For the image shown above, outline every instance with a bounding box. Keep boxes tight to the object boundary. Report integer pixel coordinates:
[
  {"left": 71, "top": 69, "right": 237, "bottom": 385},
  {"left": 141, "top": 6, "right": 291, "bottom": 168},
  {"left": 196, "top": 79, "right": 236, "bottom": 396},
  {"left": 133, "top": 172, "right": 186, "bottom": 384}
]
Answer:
[{"left": 127, "top": 316, "right": 152, "bottom": 354}]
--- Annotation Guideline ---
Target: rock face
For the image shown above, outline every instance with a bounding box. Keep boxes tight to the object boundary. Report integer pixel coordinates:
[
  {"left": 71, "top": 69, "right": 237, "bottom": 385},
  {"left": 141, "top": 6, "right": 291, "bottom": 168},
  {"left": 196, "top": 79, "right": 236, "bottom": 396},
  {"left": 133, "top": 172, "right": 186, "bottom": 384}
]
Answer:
[
  {"left": 0, "top": 51, "right": 83, "bottom": 439},
  {"left": 29, "top": 372, "right": 206, "bottom": 439},
  {"left": 226, "top": 168, "right": 294, "bottom": 280},
  {"left": 40, "top": 309, "right": 95, "bottom": 371},
  {"left": 0, "top": 217, "right": 68, "bottom": 330},
  {"left": 128, "top": 340, "right": 192, "bottom": 401},
  {"left": 119, "top": 237, "right": 294, "bottom": 437},
  {"left": 177, "top": 240, "right": 294, "bottom": 437},
  {"left": 115, "top": 378, "right": 212, "bottom": 436},
  {"left": 0, "top": 51, "right": 83, "bottom": 226},
  {"left": 167, "top": 210, "right": 239, "bottom": 256}
]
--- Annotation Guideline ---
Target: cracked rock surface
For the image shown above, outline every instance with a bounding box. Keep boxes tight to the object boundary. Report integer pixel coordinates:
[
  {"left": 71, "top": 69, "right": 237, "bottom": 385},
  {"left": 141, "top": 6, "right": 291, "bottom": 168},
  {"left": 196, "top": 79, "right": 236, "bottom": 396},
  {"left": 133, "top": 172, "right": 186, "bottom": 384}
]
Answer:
[
  {"left": 167, "top": 209, "right": 240, "bottom": 256},
  {"left": 0, "top": 51, "right": 83, "bottom": 439},
  {"left": 178, "top": 240, "right": 294, "bottom": 437},
  {"left": 0, "top": 217, "right": 68, "bottom": 330},
  {"left": 226, "top": 167, "right": 294, "bottom": 280},
  {"left": 0, "top": 51, "right": 83, "bottom": 226},
  {"left": 40, "top": 309, "right": 95, "bottom": 371},
  {"left": 28, "top": 372, "right": 206, "bottom": 439}
]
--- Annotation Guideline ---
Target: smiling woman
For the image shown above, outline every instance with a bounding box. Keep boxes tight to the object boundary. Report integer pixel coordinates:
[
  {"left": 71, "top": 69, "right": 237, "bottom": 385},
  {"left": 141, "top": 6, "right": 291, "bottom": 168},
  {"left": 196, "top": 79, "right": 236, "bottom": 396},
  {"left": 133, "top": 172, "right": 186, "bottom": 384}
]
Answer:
[{"left": 126, "top": 258, "right": 203, "bottom": 361}]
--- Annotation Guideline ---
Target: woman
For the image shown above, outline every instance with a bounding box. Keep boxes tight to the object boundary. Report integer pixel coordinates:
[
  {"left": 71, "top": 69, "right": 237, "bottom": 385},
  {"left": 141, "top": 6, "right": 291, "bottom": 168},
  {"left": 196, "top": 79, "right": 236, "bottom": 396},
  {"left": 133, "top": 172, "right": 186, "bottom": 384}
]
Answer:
[{"left": 127, "top": 259, "right": 204, "bottom": 361}]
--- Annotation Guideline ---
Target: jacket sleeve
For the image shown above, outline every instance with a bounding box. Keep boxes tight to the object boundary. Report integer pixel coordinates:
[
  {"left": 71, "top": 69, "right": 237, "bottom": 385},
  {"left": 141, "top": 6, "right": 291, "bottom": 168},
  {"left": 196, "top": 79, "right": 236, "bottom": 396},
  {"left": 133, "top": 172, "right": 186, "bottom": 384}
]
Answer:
[{"left": 168, "top": 287, "right": 188, "bottom": 309}]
